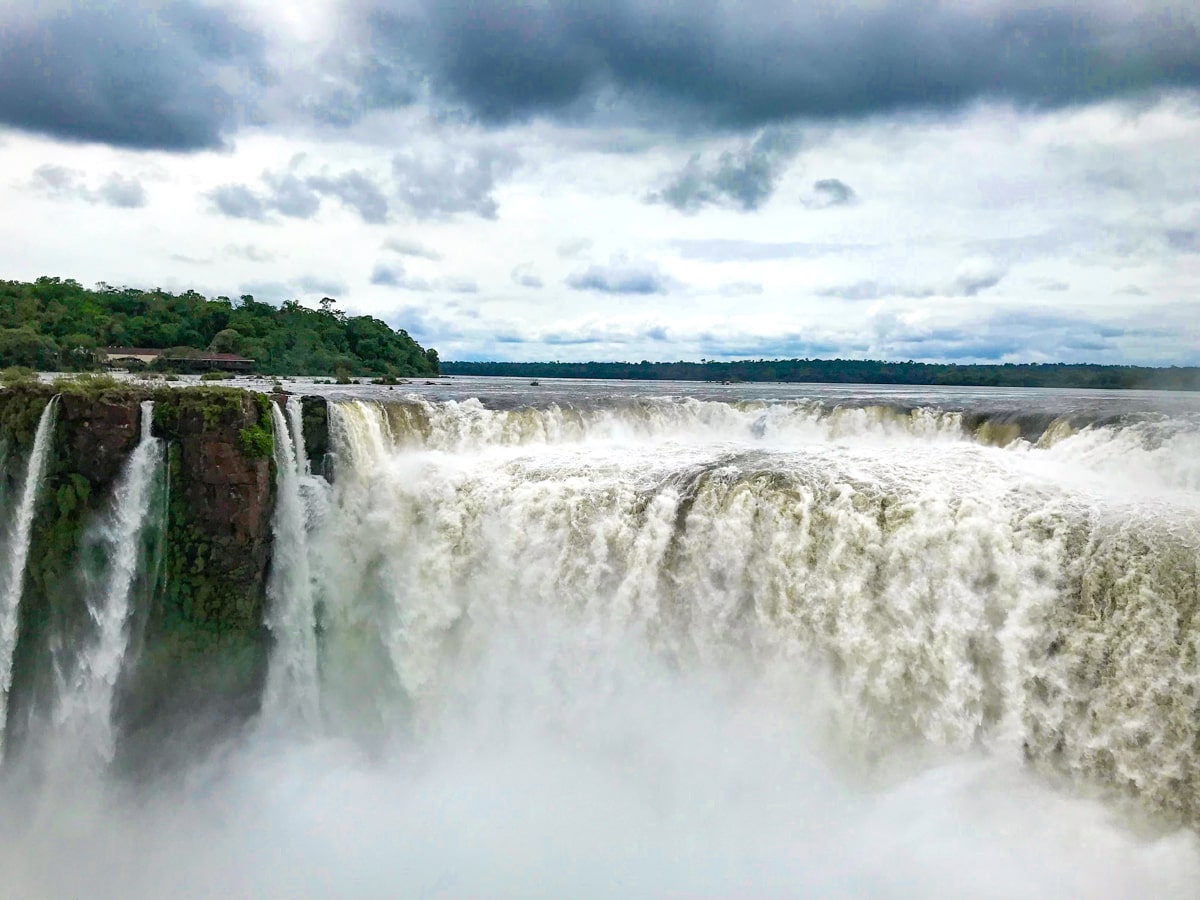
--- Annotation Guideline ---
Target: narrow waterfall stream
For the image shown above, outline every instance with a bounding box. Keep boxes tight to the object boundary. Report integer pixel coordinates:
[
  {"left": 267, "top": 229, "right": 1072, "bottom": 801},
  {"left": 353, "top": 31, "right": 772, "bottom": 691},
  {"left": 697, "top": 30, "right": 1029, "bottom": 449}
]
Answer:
[
  {"left": 0, "top": 396, "right": 58, "bottom": 760},
  {"left": 52, "top": 400, "right": 164, "bottom": 764},
  {"left": 262, "top": 401, "right": 326, "bottom": 731}
]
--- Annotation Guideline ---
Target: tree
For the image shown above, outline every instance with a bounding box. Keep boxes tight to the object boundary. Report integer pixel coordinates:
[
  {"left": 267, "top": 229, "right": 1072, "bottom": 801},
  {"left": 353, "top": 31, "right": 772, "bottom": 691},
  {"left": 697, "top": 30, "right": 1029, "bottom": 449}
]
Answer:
[{"left": 209, "top": 328, "right": 245, "bottom": 355}]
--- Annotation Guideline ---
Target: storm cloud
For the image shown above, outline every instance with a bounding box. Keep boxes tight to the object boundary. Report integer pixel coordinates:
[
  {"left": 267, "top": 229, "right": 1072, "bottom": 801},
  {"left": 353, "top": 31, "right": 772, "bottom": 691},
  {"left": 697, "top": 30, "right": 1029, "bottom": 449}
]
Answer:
[
  {"left": 351, "top": 1, "right": 1200, "bottom": 129},
  {"left": 0, "top": 2, "right": 266, "bottom": 150}
]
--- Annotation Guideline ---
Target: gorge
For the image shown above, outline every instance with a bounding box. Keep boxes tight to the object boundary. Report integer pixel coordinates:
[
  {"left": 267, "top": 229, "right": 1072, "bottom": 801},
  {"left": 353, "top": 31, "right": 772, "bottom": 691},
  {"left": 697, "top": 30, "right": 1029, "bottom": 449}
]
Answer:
[{"left": 0, "top": 380, "right": 1198, "bottom": 896}]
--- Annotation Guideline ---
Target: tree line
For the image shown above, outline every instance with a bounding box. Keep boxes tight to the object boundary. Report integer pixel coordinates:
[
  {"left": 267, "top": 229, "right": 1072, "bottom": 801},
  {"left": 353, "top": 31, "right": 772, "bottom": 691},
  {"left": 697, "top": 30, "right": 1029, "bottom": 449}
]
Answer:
[
  {"left": 0, "top": 277, "right": 438, "bottom": 378},
  {"left": 442, "top": 359, "right": 1200, "bottom": 391}
]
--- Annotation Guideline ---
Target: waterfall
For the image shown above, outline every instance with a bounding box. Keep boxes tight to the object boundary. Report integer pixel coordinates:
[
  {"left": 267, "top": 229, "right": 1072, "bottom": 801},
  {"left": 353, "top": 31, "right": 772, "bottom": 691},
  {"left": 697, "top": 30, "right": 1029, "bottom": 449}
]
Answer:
[
  {"left": 0, "top": 397, "right": 58, "bottom": 759},
  {"left": 285, "top": 395, "right": 310, "bottom": 477},
  {"left": 314, "top": 398, "right": 1200, "bottom": 823},
  {"left": 262, "top": 401, "right": 322, "bottom": 730},
  {"left": 54, "top": 401, "right": 163, "bottom": 763}
]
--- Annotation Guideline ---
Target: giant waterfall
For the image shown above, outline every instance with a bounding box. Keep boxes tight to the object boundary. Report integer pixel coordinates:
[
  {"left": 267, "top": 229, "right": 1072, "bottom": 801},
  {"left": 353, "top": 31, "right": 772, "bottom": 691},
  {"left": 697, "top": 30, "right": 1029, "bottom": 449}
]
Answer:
[{"left": 1, "top": 387, "right": 1199, "bottom": 898}]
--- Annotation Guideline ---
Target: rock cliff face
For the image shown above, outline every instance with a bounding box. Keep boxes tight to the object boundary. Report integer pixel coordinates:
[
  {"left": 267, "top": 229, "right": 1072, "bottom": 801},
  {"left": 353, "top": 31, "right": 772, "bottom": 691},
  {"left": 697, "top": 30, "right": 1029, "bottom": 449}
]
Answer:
[{"left": 0, "top": 383, "right": 329, "bottom": 768}]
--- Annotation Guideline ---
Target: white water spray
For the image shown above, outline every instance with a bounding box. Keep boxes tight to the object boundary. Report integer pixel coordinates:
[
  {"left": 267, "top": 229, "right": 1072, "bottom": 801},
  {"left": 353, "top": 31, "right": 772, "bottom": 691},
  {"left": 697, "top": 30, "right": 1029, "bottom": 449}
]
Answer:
[
  {"left": 318, "top": 399, "right": 1200, "bottom": 823},
  {"left": 263, "top": 402, "right": 323, "bottom": 730},
  {"left": 54, "top": 401, "right": 163, "bottom": 763},
  {"left": 0, "top": 397, "right": 58, "bottom": 758}
]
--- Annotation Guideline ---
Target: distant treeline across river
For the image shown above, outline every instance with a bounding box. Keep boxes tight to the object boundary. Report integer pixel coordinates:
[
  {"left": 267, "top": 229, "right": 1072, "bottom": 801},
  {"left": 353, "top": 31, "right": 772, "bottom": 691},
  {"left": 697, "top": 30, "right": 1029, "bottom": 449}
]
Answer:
[{"left": 442, "top": 359, "right": 1200, "bottom": 391}]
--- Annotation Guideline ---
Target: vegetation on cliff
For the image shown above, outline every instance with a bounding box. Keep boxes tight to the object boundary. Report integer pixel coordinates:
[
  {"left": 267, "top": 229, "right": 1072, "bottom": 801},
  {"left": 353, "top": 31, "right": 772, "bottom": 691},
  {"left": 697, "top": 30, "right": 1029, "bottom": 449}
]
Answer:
[
  {"left": 443, "top": 358, "right": 1200, "bottom": 391},
  {"left": 0, "top": 384, "right": 291, "bottom": 764},
  {"left": 0, "top": 277, "right": 439, "bottom": 378}
]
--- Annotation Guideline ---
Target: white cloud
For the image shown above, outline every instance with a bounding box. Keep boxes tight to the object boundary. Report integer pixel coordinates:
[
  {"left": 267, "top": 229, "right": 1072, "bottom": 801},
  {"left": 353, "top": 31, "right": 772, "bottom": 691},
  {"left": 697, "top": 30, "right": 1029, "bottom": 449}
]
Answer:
[{"left": 0, "top": 95, "right": 1198, "bottom": 365}]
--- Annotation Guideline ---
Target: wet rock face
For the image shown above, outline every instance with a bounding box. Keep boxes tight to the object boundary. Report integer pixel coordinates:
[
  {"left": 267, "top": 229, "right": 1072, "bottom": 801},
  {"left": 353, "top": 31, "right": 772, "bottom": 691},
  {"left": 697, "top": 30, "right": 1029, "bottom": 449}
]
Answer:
[
  {"left": 164, "top": 392, "right": 274, "bottom": 608},
  {"left": 0, "top": 385, "right": 283, "bottom": 771},
  {"left": 57, "top": 393, "right": 141, "bottom": 491}
]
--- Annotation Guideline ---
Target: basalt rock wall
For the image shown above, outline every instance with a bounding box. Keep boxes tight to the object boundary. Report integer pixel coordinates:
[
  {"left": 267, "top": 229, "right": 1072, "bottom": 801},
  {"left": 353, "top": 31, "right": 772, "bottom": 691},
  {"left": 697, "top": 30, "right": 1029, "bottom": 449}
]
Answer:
[{"left": 0, "top": 383, "right": 331, "bottom": 769}]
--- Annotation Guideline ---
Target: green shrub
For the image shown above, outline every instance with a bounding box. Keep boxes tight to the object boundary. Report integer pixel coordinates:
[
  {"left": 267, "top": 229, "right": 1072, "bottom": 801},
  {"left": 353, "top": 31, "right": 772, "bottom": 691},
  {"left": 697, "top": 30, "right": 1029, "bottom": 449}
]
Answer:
[
  {"left": 0, "top": 366, "right": 37, "bottom": 385},
  {"left": 238, "top": 424, "right": 273, "bottom": 459},
  {"left": 52, "top": 372, "right": 124, "bottom": 393},
  {"left": 200, "top": 371, "right": 234, "bottom": 382}
]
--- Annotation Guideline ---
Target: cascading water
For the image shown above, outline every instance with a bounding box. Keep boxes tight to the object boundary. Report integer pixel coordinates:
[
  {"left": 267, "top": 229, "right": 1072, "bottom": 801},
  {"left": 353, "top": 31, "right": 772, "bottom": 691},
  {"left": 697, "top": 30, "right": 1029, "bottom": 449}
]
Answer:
[
  {"left": 285, "top": 395, "right": 311, "bottom": 477},
  {"left": 0, "top": 396, "right": 58, "bottom": 759},
  {"left": 316, "top": 398, "right": 1200, "bottom": 821},
  {"left": 4, "top": 387, "right": 1200, "bottom": 898},
  {"left": 262, "top": 401, "right": 325, "bottom": 731},
  {"left": 52, "top": 401, "right": 163, "bottom": 764}
]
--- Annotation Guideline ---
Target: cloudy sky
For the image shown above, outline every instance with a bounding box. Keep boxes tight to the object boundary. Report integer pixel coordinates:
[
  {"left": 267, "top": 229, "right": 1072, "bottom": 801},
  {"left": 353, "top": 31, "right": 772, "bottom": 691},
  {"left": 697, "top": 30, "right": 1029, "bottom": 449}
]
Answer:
[{"left": 1, "top": 0, "right": 1198, "bottom": 364}]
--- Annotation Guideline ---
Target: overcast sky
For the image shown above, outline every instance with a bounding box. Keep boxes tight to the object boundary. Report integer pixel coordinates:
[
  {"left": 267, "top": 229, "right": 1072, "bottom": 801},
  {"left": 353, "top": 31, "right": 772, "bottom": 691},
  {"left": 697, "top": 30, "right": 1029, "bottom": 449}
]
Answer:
[{"left": 1, "top": 0, "right": 1198, "bottom": 364}]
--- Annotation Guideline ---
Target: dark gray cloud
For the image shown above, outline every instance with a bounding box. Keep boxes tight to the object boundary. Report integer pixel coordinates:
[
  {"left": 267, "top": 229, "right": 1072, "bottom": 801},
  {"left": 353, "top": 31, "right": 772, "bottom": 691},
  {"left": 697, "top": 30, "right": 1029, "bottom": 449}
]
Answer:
[
  {"left": 31, "top": 165, "right": 147, "bottom": 209},
  {"left": 803, "top": 178, "right": 857, "bottom": 209},
  {"left": 648, "top": 130, "right": 800, "bottom": 213},
  {"left": 511, "top": 265, "right": 544, "bottom": 288},
  {"left": 566, "top": 256, "right": 673, "bottom": 294},
  {"left": 391, "top": 145, "right": 519, "bottom": 220},
  {"left": 208, "top": 165, "right": 391, "bottom": 224},
  {"left": 382, "top": 237, "right": 443, "bottom": 260},
  {"left": 349, "top": 1, "right": 1200, "bottom": 130},
  {"left": 0, "top": 2, "right": 266, "bottom": 150}
]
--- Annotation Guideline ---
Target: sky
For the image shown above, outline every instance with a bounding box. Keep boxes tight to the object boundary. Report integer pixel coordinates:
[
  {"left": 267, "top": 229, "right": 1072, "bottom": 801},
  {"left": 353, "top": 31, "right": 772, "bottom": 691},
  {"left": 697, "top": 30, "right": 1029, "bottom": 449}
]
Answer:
[{"left": 1, "top": 0, "right": 1198, "bottom": 365}]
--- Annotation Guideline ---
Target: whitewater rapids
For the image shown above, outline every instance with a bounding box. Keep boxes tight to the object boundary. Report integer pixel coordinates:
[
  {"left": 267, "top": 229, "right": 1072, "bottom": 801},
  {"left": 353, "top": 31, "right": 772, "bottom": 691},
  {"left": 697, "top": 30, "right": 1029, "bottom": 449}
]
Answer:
[{"left": 4, "top": 387, "right": 1200, "bottom": 898}]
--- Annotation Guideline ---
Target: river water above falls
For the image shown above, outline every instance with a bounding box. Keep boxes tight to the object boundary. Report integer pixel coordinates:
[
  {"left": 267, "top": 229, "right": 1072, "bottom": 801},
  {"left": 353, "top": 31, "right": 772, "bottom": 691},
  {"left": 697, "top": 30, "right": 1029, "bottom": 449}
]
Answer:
[{"left": 3, "top": 380, "right": 1200, "bottom": 897}]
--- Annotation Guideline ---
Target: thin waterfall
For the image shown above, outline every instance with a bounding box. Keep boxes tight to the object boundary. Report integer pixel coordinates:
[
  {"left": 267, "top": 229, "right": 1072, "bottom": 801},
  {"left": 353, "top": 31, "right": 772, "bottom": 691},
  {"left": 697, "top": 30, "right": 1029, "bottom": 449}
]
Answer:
[
  {"left": 263, "top": 402, "right": 321, "bottom": 730},
  {"left": 55, "top": 401, "right": 163, "bottom": 763},
  {"left": 285, "top": 395, "right": 311, "bottom": 477},
  {"left": 0, "top": 397, "right": 59, "bottom": 759}
]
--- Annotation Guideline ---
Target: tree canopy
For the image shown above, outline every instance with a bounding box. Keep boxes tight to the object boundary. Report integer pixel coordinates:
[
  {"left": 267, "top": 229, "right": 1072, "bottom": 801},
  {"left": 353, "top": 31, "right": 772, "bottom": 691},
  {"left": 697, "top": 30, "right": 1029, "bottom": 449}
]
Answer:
[
  {"left": 442, "top": 358, "right": 1200, "bottom": 391},
  {"left": 0, "top": 278, "right": 438, "bottom": 377}
]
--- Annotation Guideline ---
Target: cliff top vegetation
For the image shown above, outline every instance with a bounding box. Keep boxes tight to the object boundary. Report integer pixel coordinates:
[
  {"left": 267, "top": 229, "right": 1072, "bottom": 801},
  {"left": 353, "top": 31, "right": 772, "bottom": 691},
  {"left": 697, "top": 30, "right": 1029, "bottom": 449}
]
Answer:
[{"left": 0, "top": 277, "right": 438, "bottom": 378}]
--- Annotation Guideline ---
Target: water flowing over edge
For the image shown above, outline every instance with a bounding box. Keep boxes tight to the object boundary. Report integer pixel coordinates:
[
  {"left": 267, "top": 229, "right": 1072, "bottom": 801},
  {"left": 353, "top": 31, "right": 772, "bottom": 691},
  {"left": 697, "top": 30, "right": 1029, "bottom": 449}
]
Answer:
[
  {"left": 52, "top": 401, "right": 164, "bottom": 765},
  {"left": 314, "top": 397, "right": 1200, "bottom": 826},
  {"left": 0, "top": 397, "right": 58, "bottom": 761},
  {"left": 332, "top": 395, "right": 1200, "bottom": 493},
  {"left": 262, "top": 401, "right": 325, "bottom": 732}
]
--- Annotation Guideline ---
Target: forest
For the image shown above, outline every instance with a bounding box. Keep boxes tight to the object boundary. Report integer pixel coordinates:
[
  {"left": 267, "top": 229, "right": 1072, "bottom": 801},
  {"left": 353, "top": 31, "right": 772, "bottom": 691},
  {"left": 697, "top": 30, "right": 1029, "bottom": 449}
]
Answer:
[
  {"left": 0, "top": 277, "right": 439, "bottom": 377},
  {"left": 442, "top": 359, "right": 1200, "bottom": 391}
]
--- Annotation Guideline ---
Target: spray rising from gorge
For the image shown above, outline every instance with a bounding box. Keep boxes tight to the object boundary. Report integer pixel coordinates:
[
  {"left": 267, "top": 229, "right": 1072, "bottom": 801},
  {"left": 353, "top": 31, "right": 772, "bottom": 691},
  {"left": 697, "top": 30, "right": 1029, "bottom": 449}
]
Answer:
[{"left": 0, "top": 384, "right": 1198, "bottom": 897}]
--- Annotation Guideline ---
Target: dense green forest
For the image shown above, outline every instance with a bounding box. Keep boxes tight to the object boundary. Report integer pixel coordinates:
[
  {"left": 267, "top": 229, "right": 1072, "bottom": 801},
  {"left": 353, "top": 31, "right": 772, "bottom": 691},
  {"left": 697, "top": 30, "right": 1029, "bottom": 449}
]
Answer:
[
  {"left": 443, "top": 359, "right": 1200, "bottom": 391},
  {"left": 0, "top": 277, "right": 438, "bottom": 377}
]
